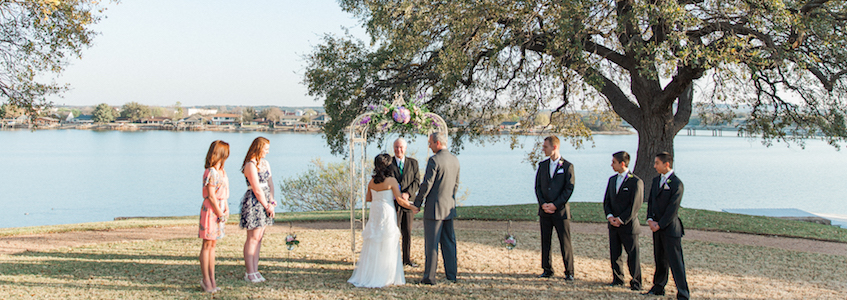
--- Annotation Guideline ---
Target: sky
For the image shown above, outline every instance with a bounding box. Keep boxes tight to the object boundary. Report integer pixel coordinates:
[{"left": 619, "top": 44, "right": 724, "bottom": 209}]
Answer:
[{"left": 49, "top": 0, "right": 369, "bottom": 107}]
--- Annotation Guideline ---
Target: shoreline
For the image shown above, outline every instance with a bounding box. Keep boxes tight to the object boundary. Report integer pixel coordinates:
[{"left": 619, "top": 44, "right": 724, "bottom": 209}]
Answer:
[{"left": 0, "top": 124, "right": 636, "bottom": 135}]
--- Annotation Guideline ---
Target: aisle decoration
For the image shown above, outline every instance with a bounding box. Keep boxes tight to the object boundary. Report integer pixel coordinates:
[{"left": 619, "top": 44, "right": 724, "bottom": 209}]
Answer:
[{"left": 503, "top": 220, "right": 517, "bottom": 272}]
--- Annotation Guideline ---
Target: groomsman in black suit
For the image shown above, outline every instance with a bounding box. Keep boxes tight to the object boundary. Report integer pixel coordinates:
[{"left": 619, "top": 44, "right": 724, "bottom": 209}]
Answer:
[
  {"left": 389, "top": 137, "right": 420, "bottom": 267},
  {"left": 534, "top": 136, "right": 576, "bottom": 280},
  {"left": 644, "top": 152, "right": 690, "bottom": 299},
  {"left": 603, "top": 151, "right": 643, "bottom": 290}
]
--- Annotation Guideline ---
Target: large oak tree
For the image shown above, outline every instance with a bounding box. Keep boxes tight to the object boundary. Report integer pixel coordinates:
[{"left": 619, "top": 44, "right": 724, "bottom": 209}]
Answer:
[
  {"left": 305, "top": 0, "right": 847, "bottom": 186},
  {"left": 1, "top": 0, "right": 111, "bottom": 114}
]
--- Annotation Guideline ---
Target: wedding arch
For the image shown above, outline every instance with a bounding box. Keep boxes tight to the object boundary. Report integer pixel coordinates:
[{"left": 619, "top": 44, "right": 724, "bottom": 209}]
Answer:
[{"left": 347, "top": 92, "right": 448, "bottom": 262}]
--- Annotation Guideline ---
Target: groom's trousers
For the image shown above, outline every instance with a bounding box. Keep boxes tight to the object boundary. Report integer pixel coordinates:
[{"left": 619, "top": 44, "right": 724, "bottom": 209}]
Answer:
[{"left": 422, "top": 218, "right": 457, "bottom": 282}]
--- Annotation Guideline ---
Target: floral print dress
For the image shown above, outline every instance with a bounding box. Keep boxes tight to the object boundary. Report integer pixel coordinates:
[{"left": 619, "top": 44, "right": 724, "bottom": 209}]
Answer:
[
  {"left": 240, "top": 159, "right": 274, "bottom": 230},
  {"left": 200, "top": 167, "right": 229, "bottom": 240}
]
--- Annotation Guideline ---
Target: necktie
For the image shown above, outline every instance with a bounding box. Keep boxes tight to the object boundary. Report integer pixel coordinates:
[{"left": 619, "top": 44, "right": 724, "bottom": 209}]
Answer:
[
  {"left": 399, "top": 160, "right": 403, "bottom": 175},
  {"left": 616, "top": 174, "right": 624, "bottom": 192}
]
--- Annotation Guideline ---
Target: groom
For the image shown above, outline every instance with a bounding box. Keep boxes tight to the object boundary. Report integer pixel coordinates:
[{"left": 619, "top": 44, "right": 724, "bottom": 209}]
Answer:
[{"left": 413, "top": 132, "right": 460, "bottom": 285}]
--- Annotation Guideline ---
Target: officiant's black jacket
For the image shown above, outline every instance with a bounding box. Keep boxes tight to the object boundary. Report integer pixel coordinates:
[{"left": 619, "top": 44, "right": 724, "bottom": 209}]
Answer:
[
  {"left": 603, "top": 173, "right": 644, "bottom": 235},
  {"left": 646, "top": 173, "right": 684, "bottom": 237},
  {"left": 389, "top": 156, "right": 419, "bottom": 212},
  {"left": 535, "top": 158, "right": 575, "bottom": 219}
]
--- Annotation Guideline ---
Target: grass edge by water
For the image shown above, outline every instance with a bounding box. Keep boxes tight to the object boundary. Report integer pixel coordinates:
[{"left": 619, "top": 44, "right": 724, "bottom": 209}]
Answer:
[{"left": 1, "top": 203, "right": 845, "bottom": 243}]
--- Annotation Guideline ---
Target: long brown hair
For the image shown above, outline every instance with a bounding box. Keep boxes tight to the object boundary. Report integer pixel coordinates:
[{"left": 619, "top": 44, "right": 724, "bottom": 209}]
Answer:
[
  {"left": 204, "top": 140, "right": 230, "bottom": 169},
  {"left": 242, "top": 136, "right": 270, "bottom": 170}
]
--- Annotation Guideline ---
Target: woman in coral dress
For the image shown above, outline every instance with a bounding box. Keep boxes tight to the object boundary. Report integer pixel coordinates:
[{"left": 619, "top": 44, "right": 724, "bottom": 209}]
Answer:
[{"left": 199, "top": 140, "right": 230, "bottom": 293}]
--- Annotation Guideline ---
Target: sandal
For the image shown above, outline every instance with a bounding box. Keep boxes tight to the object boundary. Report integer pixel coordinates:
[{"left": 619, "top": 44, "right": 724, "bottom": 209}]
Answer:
[
  {"left": 244, "top": 272, "right": 263, "bottom": 283},
  {"left": 201, "top": 279, "right": 217, "bottom": 293}
]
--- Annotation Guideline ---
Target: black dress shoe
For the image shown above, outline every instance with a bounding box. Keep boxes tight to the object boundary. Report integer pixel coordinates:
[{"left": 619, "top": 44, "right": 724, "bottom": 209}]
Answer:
[
  {"left": 563, "top": 274, "right": 575, "bottom": 281},
  {"left": 537, "top": 271, "right": 554, "bottom": 278},
  {"left": 607, "top": 282, "right": 624, "bottom": 287},
  {"left": 642, "top": 290, "right": 665, "bottom": 296},
  {"left": 404, "top": 262, "right": 419, "bottom": 268},
  {"left": 417, "top": 279, "right": 435, "bottom": 285},
  {"left": 447, "top": 279, "right": 458, "bottom": 284},
  {"left": 630, "top": 285, "right": 642, "bottom": 291}
]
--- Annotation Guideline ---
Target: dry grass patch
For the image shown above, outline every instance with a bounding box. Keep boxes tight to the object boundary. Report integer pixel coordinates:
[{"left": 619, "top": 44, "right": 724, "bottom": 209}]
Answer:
[{"left": 0, "top": 225, "right": 844, "bottom": 299}]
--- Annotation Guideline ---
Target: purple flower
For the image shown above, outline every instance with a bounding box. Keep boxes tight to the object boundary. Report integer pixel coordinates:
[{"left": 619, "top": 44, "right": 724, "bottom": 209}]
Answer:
[
  {"left": 359, "top": 116, "right": 371, "bottom": 125},
  {"left": 392, "top": 107, "right": 411, "bottom": 124},
  {"left": 367, "top": 104, "right": 376, "bottom": 110}
]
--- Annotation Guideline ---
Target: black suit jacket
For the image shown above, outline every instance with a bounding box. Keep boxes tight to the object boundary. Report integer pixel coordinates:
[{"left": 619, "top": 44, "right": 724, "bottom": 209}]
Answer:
[
  {"left": 389, "top": 156, "right": 420, "bottom": 212},
  {"left": 535, "top": 157, "right": 575, "bottom": 219},
  {"left": 646, "top": 173, "right": 685, "bottom": 237},
  {"left": 603, "top": 172, "right": 643, "bottom": 234}
]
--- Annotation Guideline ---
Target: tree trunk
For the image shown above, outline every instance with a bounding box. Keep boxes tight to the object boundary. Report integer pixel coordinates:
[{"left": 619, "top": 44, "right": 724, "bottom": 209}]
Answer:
[{"left": 632, "top": 112, "right": 677, "bottom": 200}]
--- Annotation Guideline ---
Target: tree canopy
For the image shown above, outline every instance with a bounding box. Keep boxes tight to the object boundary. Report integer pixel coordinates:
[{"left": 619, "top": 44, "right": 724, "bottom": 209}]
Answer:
[
  {"left": 0, "top": 0, "right": 112, "bottom": 115},
  {"left": 120, "top": 102, "right": 150, "bottom": 122},
  {"left": 305, "top": 0, "right": 847, "bottom": 183},
  {"left": 92, "top": 103, "right": 115, "bottom": 123}
]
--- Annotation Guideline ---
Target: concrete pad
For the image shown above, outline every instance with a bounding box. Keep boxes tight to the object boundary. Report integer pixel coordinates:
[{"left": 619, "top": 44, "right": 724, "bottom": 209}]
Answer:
[{"left": 722, "top": 208, "right": 818, "bottom": 217}]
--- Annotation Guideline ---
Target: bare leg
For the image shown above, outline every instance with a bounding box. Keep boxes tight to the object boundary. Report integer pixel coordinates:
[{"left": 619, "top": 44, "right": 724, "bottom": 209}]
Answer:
[
  {"left": 254, "top": 227, "right": 265, "bottom": 275},
  {"left": 208, "top": 240, "right": 217, "bottom": 290},
  {"left": 244, "top": 227, "right": 265, "bottom": 276},
  {"left": 200, "top": 239, "right": 215, "bottom": 292}
]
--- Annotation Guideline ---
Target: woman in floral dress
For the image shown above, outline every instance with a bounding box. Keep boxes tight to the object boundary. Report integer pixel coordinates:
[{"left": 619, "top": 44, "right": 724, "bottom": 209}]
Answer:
[
  {"left": 239, "top": 137, "right": 275, "bottom": 283},
  {"left": 199, "top": 140, "right": 230, "bottom": 293}
]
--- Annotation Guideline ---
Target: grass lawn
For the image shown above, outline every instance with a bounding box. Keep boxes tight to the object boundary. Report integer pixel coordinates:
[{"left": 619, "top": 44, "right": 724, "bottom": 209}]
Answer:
[
  {"left": 4, "top": 203, "right": 845, "bottom": 243},
  {"left": 1, "top": 224, "right": 845, "bottom": 299}
]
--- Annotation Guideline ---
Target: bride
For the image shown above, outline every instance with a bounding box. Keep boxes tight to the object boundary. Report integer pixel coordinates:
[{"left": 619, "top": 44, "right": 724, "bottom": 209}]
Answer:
[{"left": 348, "top": 153, "right": 419, "bottom": 288}]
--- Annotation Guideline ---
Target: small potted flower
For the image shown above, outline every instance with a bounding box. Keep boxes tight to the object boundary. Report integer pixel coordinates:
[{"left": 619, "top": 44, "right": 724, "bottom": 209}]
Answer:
[
  {"left": 503, "top": 234, "right": 517, "bottom": 250},
  {"left": 285, "top": 234, "right": 299, "bottom": 251}
]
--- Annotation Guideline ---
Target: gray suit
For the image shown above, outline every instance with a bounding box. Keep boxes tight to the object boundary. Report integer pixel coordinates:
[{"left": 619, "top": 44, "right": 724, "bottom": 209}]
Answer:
[{"left": 413, "top": 149, "right": 460, "bottom": 283}]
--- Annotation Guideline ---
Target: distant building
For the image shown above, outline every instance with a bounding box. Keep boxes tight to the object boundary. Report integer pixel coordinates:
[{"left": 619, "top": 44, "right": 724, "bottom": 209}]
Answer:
[
  {"left": 188, "top": 108, "right": 218, "bottom": 116},
  {"left": 72, "top": 115, "right": 94, "bottom": 124},
  {"left": 179, "top": 114, "right": 207, "bottom": 126},
  {"left": 211, "top": 114, "right": 239, "bottom": 125},
  {"left": 277, "top": 114, "right": 303, "bottom": 126},
  {"left": 142, "top": 117, "right": 172, "bottom": 125},
  {"left": 310, "top": 114, "right": 331, "bottom": 127},
  {"left": 34, "top": 117, "right": 59, "bottom": 127},
  {"left": 500, "top": 121, "right": 520, "bottom": 129},
  {"left": 64, "top": 112, "right": 75, "bottom": 123}
]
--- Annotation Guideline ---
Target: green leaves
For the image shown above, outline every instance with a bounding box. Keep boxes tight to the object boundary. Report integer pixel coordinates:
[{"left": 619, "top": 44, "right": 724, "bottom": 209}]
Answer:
[{"left": 1, "top": 0, "right": 111, "bottom": 114}]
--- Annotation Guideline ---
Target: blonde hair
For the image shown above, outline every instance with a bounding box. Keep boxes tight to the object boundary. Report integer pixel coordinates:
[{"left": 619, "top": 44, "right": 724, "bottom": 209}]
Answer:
[
  {"left": 242, "top": 136, "right": 270, "bottom": 170},
  {"left": 204, "top": 140, "right": 230, "bottom": 169}
]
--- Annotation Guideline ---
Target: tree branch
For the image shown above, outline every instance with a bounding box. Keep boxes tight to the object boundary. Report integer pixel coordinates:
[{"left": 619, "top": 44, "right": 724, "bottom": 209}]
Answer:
[
  {"left": 584, "top": 66, "right": 644, "bottom": 129},
  {"left": 583, "top": 40, "right": 634, "bottom": 71}
]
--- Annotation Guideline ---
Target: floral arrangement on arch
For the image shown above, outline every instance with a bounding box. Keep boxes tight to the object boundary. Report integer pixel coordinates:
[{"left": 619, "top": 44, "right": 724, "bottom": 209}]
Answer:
[{"left": 359, "top": 93, "right": 439, "bottom": 134}]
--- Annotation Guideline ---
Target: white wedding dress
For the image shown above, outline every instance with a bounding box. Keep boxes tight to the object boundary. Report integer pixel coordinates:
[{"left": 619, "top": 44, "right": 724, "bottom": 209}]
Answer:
[{"left": 347, "top": 189, "right": 405, "bottom": 288}]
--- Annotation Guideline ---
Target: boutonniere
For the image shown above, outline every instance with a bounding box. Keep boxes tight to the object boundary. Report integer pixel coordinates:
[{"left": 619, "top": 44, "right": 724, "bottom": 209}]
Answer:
[
  {"left": 626, "top": 173, "right": 633, "bottom": 179},
  {"left": 556, "top": 158, "right": 565, "bottom": 167}
]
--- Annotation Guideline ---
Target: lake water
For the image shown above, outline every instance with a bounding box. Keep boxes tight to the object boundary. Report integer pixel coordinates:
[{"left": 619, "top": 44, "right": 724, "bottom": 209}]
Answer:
[{"left": 1, "top": 129, "right": 845, "bottom": 228}]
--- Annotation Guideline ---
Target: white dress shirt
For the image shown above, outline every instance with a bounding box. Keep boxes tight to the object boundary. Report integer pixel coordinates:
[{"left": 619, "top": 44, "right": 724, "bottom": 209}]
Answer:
[
  {"left": 648, "top": 169, "right": 674, "bottom": 222},
  {"left": 548, "top": 156, "right": 560, "bottom": 178},
  {"left": 607, "top": 168, "right": 629, "bottom": 219}
]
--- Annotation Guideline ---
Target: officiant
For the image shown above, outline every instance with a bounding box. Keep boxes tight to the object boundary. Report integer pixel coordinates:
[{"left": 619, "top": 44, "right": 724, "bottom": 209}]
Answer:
[{"left": 389, "top": 137, "right": 420, "bottom": 267}]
